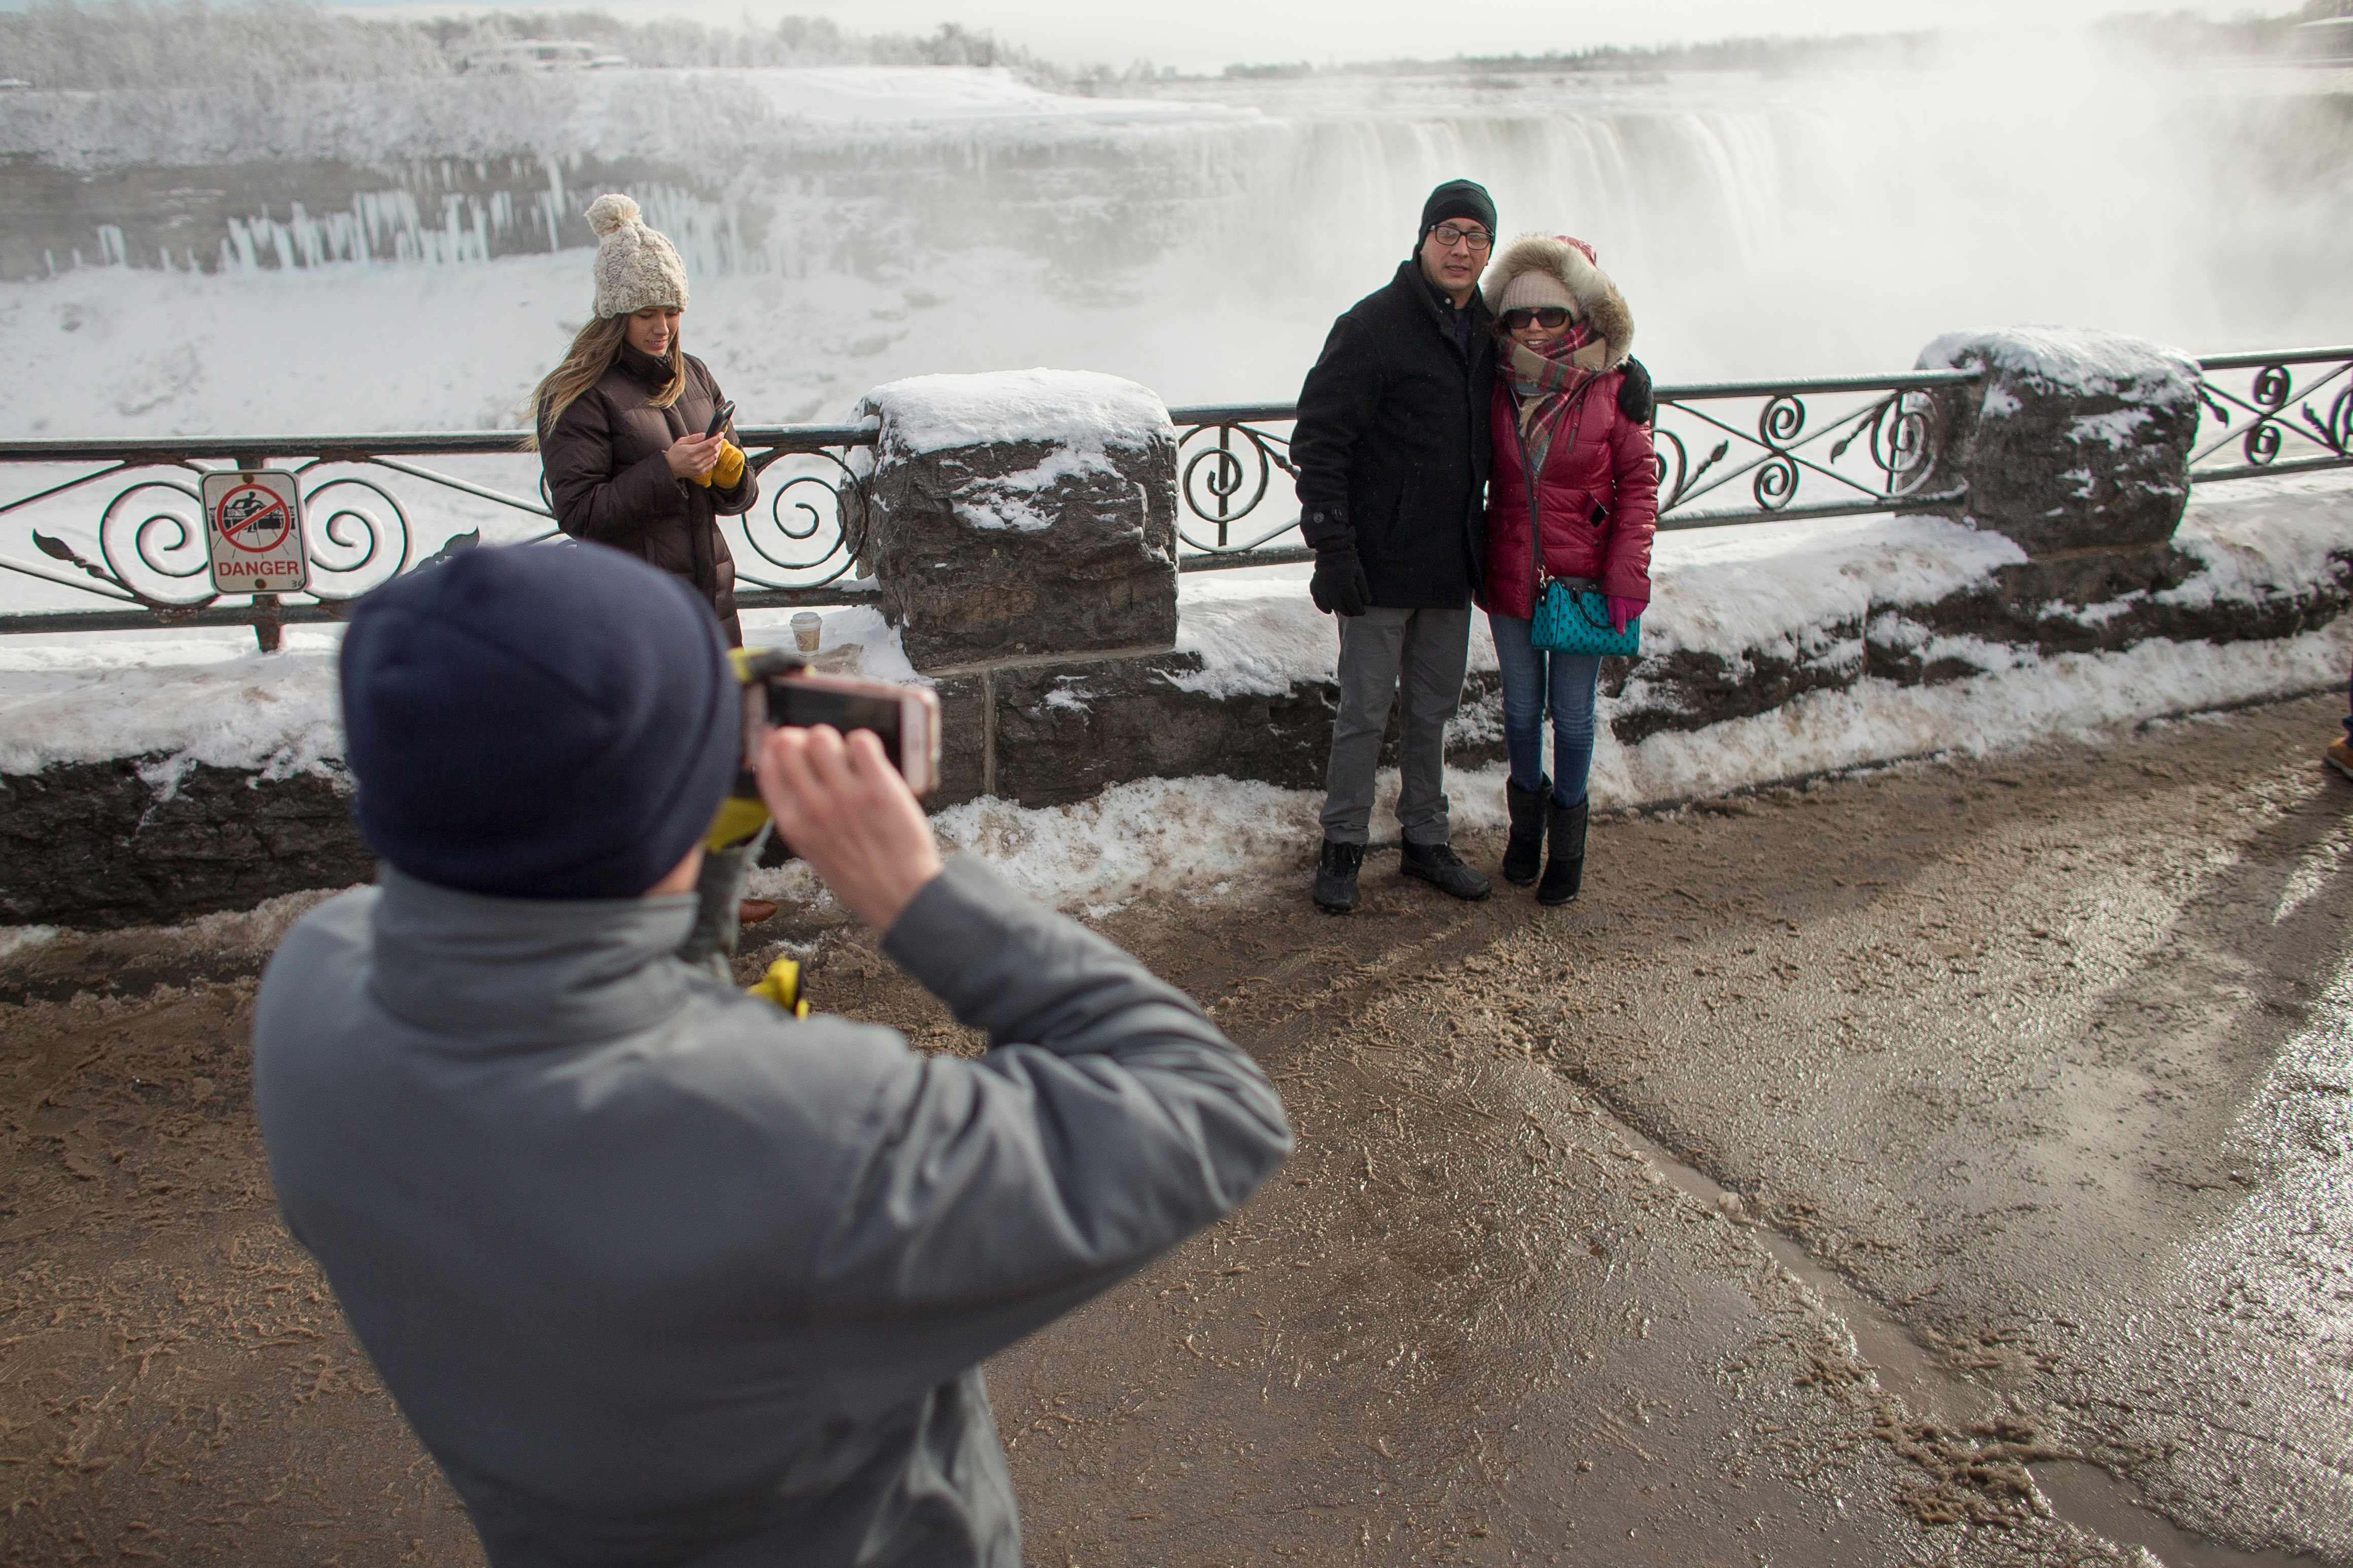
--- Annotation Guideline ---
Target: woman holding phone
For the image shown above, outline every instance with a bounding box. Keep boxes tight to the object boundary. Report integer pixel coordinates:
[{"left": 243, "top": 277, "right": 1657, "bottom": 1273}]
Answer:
[
  {"left": 1479, "top": 233, "right": 1657, "bottom": 906},
  {"left": 533, "top": 194, "right": 758, "bottom": 646}
]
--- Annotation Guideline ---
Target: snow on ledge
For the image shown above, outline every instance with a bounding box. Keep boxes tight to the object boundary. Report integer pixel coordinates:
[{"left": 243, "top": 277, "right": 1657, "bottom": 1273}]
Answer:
[
  {"left": 1918, "top": 325, "right": 2199, "bottom": 407},
  {"left": 864, "top": 369, "right": 1171, "bottom": 460}
]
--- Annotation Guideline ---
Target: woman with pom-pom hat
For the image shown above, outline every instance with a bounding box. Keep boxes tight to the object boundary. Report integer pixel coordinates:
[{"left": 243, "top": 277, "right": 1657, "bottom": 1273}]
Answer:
[
  {"left": 531, "top": 193, "right": 757, "bottom": 646},
  {"left": 534, "top": 195, "right": 775, "bottom": 945}
]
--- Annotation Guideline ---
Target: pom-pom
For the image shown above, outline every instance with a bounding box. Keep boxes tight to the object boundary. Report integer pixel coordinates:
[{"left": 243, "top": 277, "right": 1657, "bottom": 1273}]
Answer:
[{"left": 584, "top": 194, "right": 640, "bottom": 237}]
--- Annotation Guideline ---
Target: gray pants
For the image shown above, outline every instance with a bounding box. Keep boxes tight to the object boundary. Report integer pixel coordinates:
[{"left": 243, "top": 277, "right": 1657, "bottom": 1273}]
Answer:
[
  {"left": 1320, "top": 605, "right": 1472, "bottom": 847},
  {"left": 679, "top": 824, "right": 770, "bottom": 980}
]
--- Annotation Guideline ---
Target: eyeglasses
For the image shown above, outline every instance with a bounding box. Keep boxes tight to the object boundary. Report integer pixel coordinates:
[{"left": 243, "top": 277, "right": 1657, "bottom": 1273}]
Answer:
[
  {"left": 1429, "top": 224, "right": 1492, "bottom": 252},
  {"left": 1500, "top": 306, "right": 1573, "bottom": 331}
]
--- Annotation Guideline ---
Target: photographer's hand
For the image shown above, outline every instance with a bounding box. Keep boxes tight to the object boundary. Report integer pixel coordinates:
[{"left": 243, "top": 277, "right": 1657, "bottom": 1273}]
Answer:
[{"left": 755, "top": 725, "right": 943, "bottom": 932}]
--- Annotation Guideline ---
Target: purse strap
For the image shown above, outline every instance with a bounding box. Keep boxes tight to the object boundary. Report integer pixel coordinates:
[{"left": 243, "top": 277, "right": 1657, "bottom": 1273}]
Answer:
[{"left": 1525, "top": 385, "right": 1596, "bottom": 608}]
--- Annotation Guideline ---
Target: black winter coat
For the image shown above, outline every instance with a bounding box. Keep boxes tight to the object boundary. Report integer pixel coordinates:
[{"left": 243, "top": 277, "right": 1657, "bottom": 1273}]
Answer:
[
  {"left": 541, "top": 344, "right": 757, "bottom": 645},
  {"left": 1291, "top": 259, "right": 1496, "bottom": 609}
]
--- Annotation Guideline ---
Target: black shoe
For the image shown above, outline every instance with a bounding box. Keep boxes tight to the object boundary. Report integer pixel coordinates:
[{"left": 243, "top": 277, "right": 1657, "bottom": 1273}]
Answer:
[
  {"left": 1313, "top": 839, "right": 1366, "bottom": 913},
  {"left": 1502, "top": 776, "right": 1549, "bottom": 887},
  {"left": 1401, "top": 840, "right": 1491, "bottom": 901},
  {"left": 1538, "top": 798, "right": 1588, "bottom": 906}
]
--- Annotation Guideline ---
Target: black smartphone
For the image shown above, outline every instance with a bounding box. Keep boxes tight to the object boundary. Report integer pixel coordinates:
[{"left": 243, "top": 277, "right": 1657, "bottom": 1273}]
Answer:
[{"left": 705, "top": 399, "right": 735, "bottom": 440}]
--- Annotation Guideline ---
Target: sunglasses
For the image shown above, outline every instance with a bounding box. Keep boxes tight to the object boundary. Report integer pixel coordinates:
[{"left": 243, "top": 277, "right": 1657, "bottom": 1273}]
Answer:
[{"left": 1499, "top": 306, "right": 1573, "bottom": 332}]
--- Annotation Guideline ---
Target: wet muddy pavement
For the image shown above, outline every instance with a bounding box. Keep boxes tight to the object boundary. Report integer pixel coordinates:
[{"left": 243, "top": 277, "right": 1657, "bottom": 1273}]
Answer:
[{"left": 1, "top": 695, "right": 2346, "bottom": 1566}]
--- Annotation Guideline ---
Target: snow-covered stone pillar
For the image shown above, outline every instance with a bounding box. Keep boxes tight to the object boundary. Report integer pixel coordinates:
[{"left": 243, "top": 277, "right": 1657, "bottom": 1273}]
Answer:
[
  {"left": 855, "top": 370, "right": 1179, "bottom": 672},
  {"left": 1915, "top": 327, "right": 2202, "bottom": 557}
]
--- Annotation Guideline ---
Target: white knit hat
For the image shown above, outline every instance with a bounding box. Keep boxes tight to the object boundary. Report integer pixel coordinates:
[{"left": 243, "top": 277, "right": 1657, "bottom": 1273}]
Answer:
[
  {"left": 1496, "top": 266, "right": 1577, "bottom": 315},
  {"left": 585, "top": 194, "right": 689, "bottom": 318}
]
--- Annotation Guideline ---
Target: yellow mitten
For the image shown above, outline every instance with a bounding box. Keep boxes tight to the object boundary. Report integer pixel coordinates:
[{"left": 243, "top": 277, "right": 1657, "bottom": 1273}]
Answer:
[
  {"left": 747, "top": 955, "right": 810, "bottom": 1018},
  {"left": 684, "top": 442, "right": 740, "bottom": 488},
  {"left": 703, "top": 646, "right": 773, "bottom": 850},
  {"left": 702, "top": 792, "right": 770, "bottom": 852}
]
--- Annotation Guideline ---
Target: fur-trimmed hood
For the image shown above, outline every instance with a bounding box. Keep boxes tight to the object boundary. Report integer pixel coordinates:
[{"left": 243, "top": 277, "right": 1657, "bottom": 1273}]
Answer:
[{"left": 1481, "top": 234, "right": 1634, "bottom": 370}]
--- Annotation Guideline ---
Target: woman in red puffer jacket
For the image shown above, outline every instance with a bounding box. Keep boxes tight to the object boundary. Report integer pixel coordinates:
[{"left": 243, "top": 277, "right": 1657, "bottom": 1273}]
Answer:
[{"left": 1479, "top": 233, "right": 1658, "bottom": 906}]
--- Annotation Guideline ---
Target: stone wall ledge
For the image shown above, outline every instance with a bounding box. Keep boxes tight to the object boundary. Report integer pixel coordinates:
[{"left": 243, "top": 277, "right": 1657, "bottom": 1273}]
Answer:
[
  {"left": 1608, "top": 538, "right": 2353, "bottom": 746},
  {"left": 7, "top": 483, "right": 2348, "bottom": 931},
  {"left": 1, "top": 759, "right": 369, "bottom": 929}
]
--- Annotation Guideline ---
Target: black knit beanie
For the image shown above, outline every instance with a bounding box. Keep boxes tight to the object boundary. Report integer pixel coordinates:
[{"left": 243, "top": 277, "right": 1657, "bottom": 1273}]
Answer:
[
  {"left": 1418, "top": 178, "right": 1497, "bottom": 244},
  {"left": 340, "top": 543, "right": 740, "bottom": 900}
]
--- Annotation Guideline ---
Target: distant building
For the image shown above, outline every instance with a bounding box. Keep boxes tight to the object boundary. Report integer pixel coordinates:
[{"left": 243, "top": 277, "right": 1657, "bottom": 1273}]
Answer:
[{"left": 460, "top": 41, "right": 631, "bottom": 74}]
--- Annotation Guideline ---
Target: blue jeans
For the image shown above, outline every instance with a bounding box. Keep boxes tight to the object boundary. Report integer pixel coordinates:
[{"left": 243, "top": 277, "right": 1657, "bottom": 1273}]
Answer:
[{"left": 1489, "top": 613, "right": 1601, "bottom": 808}]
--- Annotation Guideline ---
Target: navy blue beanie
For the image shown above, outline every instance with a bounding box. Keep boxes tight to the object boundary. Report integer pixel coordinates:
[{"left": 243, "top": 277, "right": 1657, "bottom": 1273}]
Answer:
[{"left": 340, "top": 544, "right": 739, "bottom": 900}]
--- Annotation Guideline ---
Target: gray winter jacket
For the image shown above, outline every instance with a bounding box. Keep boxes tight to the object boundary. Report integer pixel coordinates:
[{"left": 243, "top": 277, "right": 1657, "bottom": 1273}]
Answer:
[{"left": 252, "top": 855, "right": 1292, "bottom": 1568}]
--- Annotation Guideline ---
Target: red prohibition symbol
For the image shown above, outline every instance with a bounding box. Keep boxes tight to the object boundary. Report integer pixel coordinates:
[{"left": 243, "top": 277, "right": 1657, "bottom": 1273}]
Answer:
[{"left": 215, "top": 484, "right": 295, "bottom": 554}]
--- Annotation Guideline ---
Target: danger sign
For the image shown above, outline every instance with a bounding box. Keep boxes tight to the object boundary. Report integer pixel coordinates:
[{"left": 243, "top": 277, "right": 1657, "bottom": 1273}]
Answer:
[{"left": 201, "top": 470, "right": 310, "bottom": 594}]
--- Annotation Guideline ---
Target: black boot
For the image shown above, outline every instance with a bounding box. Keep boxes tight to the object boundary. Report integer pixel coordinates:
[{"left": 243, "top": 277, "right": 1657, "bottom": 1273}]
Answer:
[
  {"left": 1538, "top": 797, "right": 1587, "bottom": 906},
  {"left": 1502, "top": 776, "right": 1549, "bottom": 887},
  {"left": 1313, "top": 839, "right": 1366, "bottom": 913},
  {"left": 1401, "top": 840, "right": 1491, "bottom": 901}
]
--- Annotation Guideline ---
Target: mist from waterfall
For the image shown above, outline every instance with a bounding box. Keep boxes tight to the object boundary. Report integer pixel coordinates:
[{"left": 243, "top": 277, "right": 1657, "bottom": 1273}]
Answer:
[{"left": 3, "top": 37, "right": 2347, "bottom": 435}]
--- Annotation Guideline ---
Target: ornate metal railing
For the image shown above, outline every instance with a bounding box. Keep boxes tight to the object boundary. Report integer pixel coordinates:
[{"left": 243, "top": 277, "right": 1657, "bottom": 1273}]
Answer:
[
  {"left": 8, "top": 347, "right": 2345, "bottom": 640},
  {"left": 1168, "top": 404, "right": 1311, "bottom": 569},
  {"left": 1166, "top": 370, "right": 1978, "bottom": 568},
  {"left": 0, "top": 424, "right": 876, "bottom": 641},
  {"left": 2190, "top": 347, "right": 2353, "bottom": 482}
]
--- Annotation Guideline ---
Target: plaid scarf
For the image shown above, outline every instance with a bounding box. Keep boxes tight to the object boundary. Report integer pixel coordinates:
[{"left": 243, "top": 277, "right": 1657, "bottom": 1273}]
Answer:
[{"left": 1506, "top": 317, "right": 1602, "bottom": 474}]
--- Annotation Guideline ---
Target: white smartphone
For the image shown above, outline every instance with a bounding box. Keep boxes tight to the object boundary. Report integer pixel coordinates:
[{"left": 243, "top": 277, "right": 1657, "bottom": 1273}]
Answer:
[{"left": 741, "top": 660, "right": 941, "bottom": 797}]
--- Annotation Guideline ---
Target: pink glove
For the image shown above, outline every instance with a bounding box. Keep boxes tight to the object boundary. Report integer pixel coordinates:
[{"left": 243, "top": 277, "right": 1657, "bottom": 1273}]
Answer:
[{"left": 1608, "top": 595, "right": 1645, "bottom": 633}]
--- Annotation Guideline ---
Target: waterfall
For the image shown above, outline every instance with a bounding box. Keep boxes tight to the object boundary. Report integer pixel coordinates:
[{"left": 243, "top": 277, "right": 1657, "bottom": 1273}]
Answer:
[{"left": 6, "top": 63, "right": 2349, "bottom": 386}]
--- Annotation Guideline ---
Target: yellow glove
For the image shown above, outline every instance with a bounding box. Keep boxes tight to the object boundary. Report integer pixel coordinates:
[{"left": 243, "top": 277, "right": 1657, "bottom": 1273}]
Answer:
[
  {"left": 688, "top": 440, "right": 744, "bottom": 490},
  {"left": 747, "top": 955, "right": 810, "bottom": 1018},
  {"left": 703, "top": 646, "right": 773, "bottom": 850},
  {"left": 703, "top": 792, "right": 771, "bottom": 852}
]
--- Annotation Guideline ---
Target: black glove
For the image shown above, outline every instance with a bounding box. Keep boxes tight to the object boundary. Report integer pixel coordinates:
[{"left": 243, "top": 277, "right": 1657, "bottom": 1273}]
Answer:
[
  {"left": 1310, "top": 541, "right": 1370, "bottom": 617},
  {"left": 1617, "top": 356, "right": 1655, "bottom": 424}
]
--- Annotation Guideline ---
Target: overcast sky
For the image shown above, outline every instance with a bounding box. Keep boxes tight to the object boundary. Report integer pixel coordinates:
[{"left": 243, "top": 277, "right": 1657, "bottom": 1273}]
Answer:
[{"left": 319, "top": 0, "right": 2289, "bottom": 73}]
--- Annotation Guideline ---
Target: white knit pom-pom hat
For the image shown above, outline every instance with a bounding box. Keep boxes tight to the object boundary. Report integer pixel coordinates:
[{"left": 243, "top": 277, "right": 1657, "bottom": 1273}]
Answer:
[{"left": 585, "top": 193, "right": 689, "bottom": 318}]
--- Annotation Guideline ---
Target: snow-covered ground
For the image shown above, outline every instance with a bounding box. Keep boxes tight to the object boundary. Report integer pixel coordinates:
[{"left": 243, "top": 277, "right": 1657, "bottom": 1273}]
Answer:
[{"left": 3, "top": 477, "right": 2343, "bottom": 924}]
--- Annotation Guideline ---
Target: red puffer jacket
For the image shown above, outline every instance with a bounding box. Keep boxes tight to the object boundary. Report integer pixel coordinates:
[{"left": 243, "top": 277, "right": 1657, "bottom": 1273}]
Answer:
[{"left": 1479, "top": 372, "right": 1659, "bottom": 621}]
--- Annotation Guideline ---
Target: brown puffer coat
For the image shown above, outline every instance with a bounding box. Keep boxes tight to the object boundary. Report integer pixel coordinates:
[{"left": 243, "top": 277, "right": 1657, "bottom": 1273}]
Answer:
[{"left": 541, "top": 343, "right": 758, "bottom": 645}]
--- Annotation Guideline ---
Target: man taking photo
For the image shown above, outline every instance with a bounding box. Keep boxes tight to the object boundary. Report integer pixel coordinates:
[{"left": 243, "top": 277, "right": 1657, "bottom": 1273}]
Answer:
[
  {"left": 1292, "top": 178, "right": 1504, "bottom": 914},
  {"left": 252, "top": 544, "right": 1293, "bottom": 1567}
]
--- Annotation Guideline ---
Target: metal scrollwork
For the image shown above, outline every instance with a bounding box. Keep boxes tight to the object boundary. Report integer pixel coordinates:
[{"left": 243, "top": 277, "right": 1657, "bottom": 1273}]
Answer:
[
  {"left": 1650, "top": 376, "right": 1973, "bottom": 525},
  {"left": 1173, "top": 422, "right": 1300, "bottom": 554},
  {"left": 1654, "top": 431, "right": 1729, "bottom": 515},
  {"left": 1758, "top": 394, "right": 1806, "bottom": 449},
  {"left": 0, "top": 426, "right": 884, "bottom": 636},
  {"left": 1832, "top": 390, "right": 1940, "bottom": 496},
  {"left": 2316, "top": 386, "right": 2353, "bottom": 454},
  {"left": 2189, "top": 350, "right": 2353, "bottom": 480},
  {"left": 298, "top": 472, "right": 413, "bottom": 599},
  {"left": 1752, "top": 454, "right": 1800, "bottom": 510},
  {"left": 2244, "top": 417, "right": 2284, "bottom": 467},
  {"left": 736, "top": 448, "right": 865, "bottom": 586},
  {"left": 99, "top": 474, "right": 218, "bottom": 606}
]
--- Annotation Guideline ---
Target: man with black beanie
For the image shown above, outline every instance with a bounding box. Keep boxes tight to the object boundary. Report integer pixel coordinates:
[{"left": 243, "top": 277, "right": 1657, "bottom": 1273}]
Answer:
[
  {"left": 251, "top": 543, "right": 1292, "bottom": 1568},
  {"left": 1291, "top": 176, "right": 1504, "bottom": 913}
]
